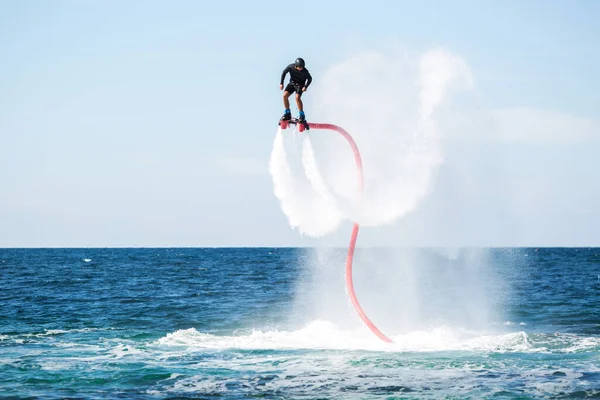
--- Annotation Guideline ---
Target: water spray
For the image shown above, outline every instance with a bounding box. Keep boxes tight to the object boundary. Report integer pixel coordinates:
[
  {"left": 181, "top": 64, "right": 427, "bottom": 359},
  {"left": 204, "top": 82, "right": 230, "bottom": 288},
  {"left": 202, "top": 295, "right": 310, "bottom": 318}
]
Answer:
[{"left": 280, "top": 121, "right": 393, "bottom": 343}]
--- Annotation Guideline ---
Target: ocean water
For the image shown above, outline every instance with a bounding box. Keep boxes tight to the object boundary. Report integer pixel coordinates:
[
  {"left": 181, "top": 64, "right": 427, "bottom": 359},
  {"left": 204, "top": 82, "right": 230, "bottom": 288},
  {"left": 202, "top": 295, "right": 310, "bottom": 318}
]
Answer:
[{"left": 1, "top": 247, "right": 600, "bottom": 399}]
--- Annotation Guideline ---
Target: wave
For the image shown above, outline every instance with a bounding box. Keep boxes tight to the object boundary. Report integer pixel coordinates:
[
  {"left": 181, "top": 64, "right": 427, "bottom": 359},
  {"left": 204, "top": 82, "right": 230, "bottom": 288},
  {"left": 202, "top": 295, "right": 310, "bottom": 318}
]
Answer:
[{"left": 154, "top": 320, "right": 600, "bottom": 354}]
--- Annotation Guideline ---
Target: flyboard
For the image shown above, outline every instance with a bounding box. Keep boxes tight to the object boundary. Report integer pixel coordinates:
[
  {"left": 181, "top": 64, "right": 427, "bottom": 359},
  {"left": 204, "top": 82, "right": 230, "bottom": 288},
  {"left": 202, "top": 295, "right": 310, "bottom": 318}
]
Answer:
[
  {"left": 279, "top": 117, "right": 310, "bottom": 132},
  {"left": 278, "top": 117, "right": 393, "bottom": 344}
]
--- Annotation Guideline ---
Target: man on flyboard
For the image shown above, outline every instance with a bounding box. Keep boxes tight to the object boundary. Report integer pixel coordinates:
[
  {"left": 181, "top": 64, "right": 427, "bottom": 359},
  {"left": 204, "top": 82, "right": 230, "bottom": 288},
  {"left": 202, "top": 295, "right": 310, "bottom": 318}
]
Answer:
[{"left": 279, "top": 57, "right": 312, "bottom": 130}]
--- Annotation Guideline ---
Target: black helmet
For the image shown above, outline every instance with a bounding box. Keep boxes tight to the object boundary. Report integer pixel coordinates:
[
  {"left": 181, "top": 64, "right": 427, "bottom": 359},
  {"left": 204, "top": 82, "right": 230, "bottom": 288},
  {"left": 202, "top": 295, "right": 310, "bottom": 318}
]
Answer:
[{"left": 295, "top": 57, "right": 305, "bottom": 68}]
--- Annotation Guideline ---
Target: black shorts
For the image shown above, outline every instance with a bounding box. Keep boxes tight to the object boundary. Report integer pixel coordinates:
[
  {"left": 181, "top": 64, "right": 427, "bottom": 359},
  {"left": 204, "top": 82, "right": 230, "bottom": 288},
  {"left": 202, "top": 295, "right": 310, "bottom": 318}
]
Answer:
[{"left": 284, "top": 83, "right": 303, "bottom": 97}]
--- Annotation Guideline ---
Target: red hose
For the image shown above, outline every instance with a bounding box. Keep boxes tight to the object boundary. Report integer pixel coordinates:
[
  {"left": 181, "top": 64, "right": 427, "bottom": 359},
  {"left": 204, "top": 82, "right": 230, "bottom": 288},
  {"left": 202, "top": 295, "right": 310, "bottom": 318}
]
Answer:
[{"left": 308, "top": 123, "right": 393, "bottom": 343}]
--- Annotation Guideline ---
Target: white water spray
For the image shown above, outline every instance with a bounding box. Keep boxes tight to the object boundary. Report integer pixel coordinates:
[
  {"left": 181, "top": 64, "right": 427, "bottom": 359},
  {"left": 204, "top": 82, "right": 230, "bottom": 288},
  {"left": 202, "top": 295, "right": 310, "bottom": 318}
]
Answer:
[
  {"left": 270, "top": 48, "right": 473, "bottom": 235},
  {"left": 269, "top": 129, "right": 343, "bottom": 237},
  {"left": 269, "top": 48, "right": 503, "bottom": 337}
]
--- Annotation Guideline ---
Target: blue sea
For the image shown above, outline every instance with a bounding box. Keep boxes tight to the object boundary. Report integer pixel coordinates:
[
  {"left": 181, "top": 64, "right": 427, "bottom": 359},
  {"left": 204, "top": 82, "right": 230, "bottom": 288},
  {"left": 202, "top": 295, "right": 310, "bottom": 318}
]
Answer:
[{"left": 1, "top": 247, "right": 600, "bottom": 399}]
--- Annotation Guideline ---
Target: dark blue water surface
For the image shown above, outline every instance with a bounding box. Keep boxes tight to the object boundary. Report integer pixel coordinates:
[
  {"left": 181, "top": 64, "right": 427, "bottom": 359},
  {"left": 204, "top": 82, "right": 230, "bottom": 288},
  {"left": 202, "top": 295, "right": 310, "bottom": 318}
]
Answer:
[{"left": 1, "top": 248, "right": 599, "bottom": 399}]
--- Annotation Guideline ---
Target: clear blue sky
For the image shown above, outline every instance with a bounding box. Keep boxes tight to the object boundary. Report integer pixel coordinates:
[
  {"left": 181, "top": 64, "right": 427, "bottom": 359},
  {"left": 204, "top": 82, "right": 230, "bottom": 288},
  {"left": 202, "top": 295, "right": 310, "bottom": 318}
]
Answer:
[{"left": 1, "top": 0, "right": 598, "bottom": 247}]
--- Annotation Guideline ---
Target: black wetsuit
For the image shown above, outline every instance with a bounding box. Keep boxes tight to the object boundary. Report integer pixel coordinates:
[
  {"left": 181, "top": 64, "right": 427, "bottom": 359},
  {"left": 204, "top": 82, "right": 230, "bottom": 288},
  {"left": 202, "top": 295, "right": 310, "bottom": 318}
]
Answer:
[{"left": 280, "top": 64, "right": 312, "bottom": 96}]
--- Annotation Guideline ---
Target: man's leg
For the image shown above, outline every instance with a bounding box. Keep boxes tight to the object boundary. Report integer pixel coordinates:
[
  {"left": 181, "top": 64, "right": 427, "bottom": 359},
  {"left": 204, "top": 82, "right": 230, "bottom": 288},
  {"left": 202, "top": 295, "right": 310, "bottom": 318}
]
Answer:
[
  {"left": 295, "top": 93, "right": 303, "bottom": 112},
  {"left": 281, "top": 91, "right": 292, "bottom": 120},
  {"left": 295, "top": 93, "right": 306, "bottom": 121}
]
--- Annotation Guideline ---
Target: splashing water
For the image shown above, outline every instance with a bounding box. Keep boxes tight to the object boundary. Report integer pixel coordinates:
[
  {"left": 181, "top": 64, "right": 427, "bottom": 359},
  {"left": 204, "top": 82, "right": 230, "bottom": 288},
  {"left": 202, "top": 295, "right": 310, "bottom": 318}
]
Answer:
[
  {"left": 269, "top": 48, "right": 473, "bottom": 235},
  {"left": 269, "top": 129, "right": 343, "bottom": 237},
  {"left": 268, "top": 49, "right": 500, "bottom": 337}
]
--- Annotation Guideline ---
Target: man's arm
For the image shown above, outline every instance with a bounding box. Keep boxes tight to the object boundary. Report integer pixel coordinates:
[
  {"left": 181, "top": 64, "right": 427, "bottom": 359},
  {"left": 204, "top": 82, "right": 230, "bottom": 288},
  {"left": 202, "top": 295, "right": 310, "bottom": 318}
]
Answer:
[
  {"left": 304, "top": 69, "right": 312, "bottom": 89},
  {"left": 280, "top": 65, "right": 292, "bottom": 85}
]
